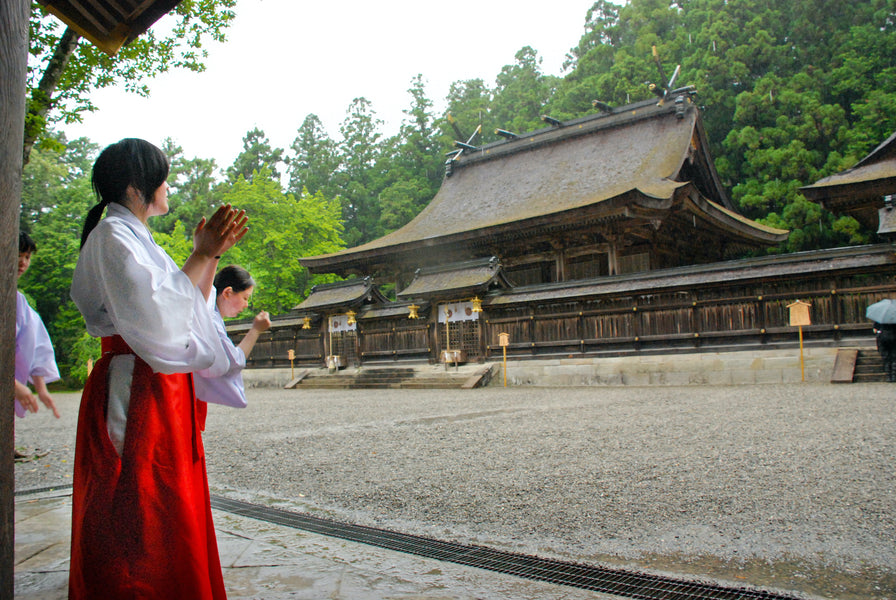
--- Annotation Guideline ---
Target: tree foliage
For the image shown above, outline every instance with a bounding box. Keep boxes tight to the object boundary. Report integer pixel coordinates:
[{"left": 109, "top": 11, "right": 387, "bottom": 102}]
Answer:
[
  {"left": 220, "top": 167, "right": 344, "bottom": 313},
  {"left": 548, "top": 0, "right": 896, "bottom": 252},
  {"left": 25, "top": 0, "right": 236, "bottom": 163}
]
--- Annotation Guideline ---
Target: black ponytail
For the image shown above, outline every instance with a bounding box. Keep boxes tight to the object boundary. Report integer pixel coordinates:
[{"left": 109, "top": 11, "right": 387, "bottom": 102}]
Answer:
[
  {"left": 80, "top": 138, "right": 169, "bottom": 249},
  {"left": 79, "top": 202, "right": 109, "bottom": 249}
]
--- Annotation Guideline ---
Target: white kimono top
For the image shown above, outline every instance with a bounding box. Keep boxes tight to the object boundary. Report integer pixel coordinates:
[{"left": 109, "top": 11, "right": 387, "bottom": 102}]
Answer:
[
  {"left": 193, "top": 295, "right": 248, "bottom": 408},
  {"left": 15, "top": 291, "right": 61, "bottom": 418},
  {"left": 71, "top": 203, "right": 230, "bottom": 453}
]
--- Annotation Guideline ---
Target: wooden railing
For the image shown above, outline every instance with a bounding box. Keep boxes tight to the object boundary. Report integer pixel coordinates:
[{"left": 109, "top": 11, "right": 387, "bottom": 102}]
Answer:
[{"left": 234, "top": 245, "right": 896, "bottom": 368}]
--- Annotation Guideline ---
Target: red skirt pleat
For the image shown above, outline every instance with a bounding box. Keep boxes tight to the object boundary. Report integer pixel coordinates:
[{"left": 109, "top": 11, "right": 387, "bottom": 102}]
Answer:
[{"left": 69, "top": 337, "right": 226, "bottom": 599}]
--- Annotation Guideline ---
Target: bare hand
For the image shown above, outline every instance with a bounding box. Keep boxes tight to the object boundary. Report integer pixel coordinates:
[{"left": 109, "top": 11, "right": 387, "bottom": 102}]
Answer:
[
  {"left": 37, "top": 389, "right": 60, "bottom": 419},
  {"left": 15, "top": 380, "right": 38, "bottom": 414},
  {"left": 253, "top": 311, "right": 272, "bottom": 333},
  {"left": 193, "top": 205, "right": 249, "bottom": 259}
]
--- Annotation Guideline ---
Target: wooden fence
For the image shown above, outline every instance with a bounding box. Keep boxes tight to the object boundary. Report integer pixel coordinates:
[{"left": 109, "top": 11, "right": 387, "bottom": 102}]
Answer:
[{"left": 232, "top": 245, "right": 896, "bottom": 368}]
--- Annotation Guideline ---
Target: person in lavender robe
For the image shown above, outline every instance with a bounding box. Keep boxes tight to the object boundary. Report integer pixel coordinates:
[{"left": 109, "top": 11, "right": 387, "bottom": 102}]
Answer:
[{"left": 15, "top": 232, "right": 60, "bottom": 418}]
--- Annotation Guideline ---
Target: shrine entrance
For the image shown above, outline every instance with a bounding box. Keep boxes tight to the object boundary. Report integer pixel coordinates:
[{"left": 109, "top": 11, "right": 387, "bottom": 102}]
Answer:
[
  {"left": 328, "top": 314, "right": 359, "bottom": 367},
  {"left": 436, "top": 301, "right": 482, "bottom": 363}
]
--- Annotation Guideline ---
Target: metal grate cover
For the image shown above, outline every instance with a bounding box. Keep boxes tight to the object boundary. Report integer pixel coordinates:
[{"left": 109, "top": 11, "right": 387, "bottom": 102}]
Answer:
[
  {"left": 209, "top": 495, "right": 802, "bottom": 600},
  {"left": 14, "top": 486, "right": 801, "bottom": 599}
]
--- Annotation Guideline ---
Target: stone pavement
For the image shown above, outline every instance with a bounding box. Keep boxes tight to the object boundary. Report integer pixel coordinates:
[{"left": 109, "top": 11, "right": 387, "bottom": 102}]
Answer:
[{"left": 14, "top": 490, "right": 618, "bottom": 600}]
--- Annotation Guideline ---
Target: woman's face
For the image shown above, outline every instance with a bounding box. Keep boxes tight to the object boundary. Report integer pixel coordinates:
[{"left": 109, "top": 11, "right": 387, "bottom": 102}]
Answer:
[
  {"left": 17, "top": 251, "right": 31, "bottom": 279},
  {"left": 218, "top": 285, "right": 254, "bottom": 318},
  {"left": 147, "top": 182, "right": 170, "bottom": 217}
]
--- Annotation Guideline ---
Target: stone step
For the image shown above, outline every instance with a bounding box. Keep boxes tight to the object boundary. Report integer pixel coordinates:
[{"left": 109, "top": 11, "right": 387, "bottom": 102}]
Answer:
[
  {"left": 293, "top": 366, "right": 495, "bottom": 390},
  {"left": 853, "top": 349, "right": 887, "bottom": 382}
]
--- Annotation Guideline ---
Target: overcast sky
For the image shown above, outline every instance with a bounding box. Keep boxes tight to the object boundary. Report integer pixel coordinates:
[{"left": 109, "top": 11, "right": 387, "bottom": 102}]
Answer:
[{"left": 62, "top": 0, "right": 600, "bottom": 172}]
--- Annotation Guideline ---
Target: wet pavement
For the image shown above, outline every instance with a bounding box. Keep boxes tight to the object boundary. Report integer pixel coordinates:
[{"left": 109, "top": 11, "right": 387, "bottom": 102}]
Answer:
[{"left": 14, "top": 489, "right": 620, "bottom": 599}]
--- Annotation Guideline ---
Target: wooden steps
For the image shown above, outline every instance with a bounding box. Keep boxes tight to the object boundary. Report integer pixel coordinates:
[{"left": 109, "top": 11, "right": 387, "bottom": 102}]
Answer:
[
  {"left": 291, "top": 365, "right": 496, "bottom": 390},
  {"left": 852, "top": 348, "right": 888, "bottom": 383}
]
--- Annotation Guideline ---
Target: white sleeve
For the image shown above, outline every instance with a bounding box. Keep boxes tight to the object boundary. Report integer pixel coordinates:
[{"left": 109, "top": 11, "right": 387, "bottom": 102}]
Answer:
[
  {"left": 15, "top": 291, "right": 60, "bottom": 385},
  {"left": 72, "top": 221, "right": 229, "bottom": 376},
  {"left": 193, "top": 306, "right": 248, "bottom": 408}
]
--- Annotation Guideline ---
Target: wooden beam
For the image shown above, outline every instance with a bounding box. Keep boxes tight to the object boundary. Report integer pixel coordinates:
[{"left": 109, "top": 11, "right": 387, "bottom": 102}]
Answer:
[{"left": 0, "top": 0, "right": 29, "bottom": 596}]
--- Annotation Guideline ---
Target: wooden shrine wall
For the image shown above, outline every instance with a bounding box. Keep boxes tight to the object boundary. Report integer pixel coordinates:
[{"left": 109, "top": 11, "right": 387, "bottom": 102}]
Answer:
[{"left": 235, "top": 254, "right": 896, "bottom": 368}]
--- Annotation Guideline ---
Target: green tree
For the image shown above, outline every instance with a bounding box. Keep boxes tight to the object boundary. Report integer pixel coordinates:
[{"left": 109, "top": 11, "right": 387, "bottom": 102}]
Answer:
[
  {"left": 153, "top": 220, "right": 193, "bottom": 267},
  {"left": 26, "top": 0, "right": 236, "bottom": 164},
  {"left": 226, "top": 128, "right": 284, "bottom": 185},
  {"left": 552, "top": 0, "right": 896, "bottom": 253},
  {"left": 287, "top": 114, "right": 341, "bottom": 199},
  {"left": 334, "top": 97, "right": 384, "bottom": 246},
  {"left": 378, "top": 75, "right": 445, "bottom": 232},
  {"left": 440, "top": 78, "right": 491, "bottom": 146},
  {"left": 221, "top": 167, "right": 345, "bottom": 312},
  {"left": 155, "top": 139, "right": 223, "bottom": 234},
  {"left": 491, "top": 46, "right": 559, "bottom": 135},
  {"left": 20, "top": 141, "right": 99, "bottom": 385}
]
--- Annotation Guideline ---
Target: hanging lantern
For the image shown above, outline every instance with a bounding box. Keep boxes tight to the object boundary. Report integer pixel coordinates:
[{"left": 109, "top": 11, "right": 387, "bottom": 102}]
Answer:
[
  {"left": 408, "top": 304, "right": 419, "bottom": 319},
  {"left": 346, "top": 310, "right": 356, "bottom": 326},
  {"left": 302, "top": 316, "right": 311, "bottom": 329},
  {"left": 471, "top": 296, "right": 483, "bottom": 313}
]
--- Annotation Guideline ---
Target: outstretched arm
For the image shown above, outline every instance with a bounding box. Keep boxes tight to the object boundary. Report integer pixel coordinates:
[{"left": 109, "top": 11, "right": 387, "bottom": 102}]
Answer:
[{"left": 237, "top": 311, "right": 272, "bottom": 358}]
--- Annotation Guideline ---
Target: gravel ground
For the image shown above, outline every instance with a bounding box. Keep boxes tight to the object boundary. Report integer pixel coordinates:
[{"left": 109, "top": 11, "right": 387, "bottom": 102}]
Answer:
[{"left": 14, "top": 383, "right": 896, "bottom": 600}]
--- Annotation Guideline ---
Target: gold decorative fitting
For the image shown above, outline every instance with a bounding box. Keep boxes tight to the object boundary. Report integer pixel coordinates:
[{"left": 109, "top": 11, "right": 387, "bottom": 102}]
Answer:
[
  {"left": 301, "top": 316, "right": 311, "bottom": 329},
  {"left": 346, "top": 310, "right": 356, "bottom": 325},
  {"left": 408, "top": 304, "right": 419, "bottom": 319},
  {"left": 471, "top": 296, "right": 483, "bottom": 313}
]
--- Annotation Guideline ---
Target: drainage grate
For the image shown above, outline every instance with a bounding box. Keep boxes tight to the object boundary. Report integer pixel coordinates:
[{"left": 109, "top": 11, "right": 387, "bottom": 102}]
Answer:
[
  {"left": 210, "top": 495, "right": 801, "bottom": 600},
  {"left": 14, "top": 484, "right": 73, "bottom": 497}
]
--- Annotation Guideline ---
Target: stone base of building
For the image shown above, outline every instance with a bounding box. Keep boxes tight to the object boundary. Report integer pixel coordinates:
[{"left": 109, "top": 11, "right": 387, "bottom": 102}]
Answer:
[{"left": 244, "top": 343, "right": 879, "bottom": 388}]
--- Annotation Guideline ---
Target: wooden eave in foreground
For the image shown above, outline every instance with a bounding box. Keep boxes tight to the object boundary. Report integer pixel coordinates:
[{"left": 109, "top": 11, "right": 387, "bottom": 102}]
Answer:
[{"left": 36, "top": 0, "right": 180, "bottom": 55}]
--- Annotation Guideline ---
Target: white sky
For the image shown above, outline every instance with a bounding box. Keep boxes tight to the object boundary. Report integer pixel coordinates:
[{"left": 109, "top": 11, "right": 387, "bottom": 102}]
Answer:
[{"left": 62, "top": 0, "right": 601, "bottom": 172}]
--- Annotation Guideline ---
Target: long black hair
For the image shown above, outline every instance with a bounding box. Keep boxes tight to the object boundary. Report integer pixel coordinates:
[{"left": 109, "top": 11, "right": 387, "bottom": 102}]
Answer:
[
  {"left": 214, "top": 265, "right": 255, "bottom": 296},
  {"left": 80, "top": 138, "right": 169, "bottom": 248}
]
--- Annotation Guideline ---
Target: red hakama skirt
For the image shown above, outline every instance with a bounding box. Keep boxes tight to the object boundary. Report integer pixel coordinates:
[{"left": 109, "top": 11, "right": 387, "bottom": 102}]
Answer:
[{"left": 69, "top": 336, "right": 226, "bottom": 599}]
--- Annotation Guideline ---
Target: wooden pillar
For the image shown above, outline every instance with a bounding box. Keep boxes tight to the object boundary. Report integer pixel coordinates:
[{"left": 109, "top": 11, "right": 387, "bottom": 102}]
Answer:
[
  {"left": 607, "top": 237, "right": 619, "bottom": 276},
  {"left": 553, "top": 242, "right": 567, "bottom": 282},
  {"left": 0, "top": 1, "right": 28, "bottom": 597}
]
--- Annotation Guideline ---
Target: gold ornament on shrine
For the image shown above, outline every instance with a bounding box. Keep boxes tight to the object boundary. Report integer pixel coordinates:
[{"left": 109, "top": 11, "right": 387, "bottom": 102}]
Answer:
[
  {"left": 471, "top": 296, "right": 483, "bottom": 313},
  {"left": 408, "top": 304, "right": 419, "bottom": 319},
  {"left": 302, "top": 316, "right": 311, "bottom": 329},
  {"left": 346, "top": 310, "right": 357, "bottom": 326}
]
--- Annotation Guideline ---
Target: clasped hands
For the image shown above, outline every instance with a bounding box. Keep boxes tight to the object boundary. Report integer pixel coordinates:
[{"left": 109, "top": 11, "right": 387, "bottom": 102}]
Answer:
[{"left": 193, "top": 205, "right": 249, "bottom": 259}]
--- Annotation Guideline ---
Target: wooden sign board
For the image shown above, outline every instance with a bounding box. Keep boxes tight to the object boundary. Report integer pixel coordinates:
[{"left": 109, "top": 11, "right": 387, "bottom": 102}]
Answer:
[
  {"left": 498, "top": 332, "right": 510, "bottom": 347},
  {"left": 787, "top": 300, "right": 811, "bottom": 327}
]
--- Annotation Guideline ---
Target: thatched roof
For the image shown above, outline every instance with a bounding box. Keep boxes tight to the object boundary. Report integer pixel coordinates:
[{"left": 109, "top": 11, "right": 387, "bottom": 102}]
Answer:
[
  {"left": 802, "top": 131, "right": 896, "bottom": 230},
  {"left": 302, "top": 94, "right": 787, "bottom": 275},
  {"left": 36, "top": 0, "right": 179, "bottom": 55},
  {"left": 397, "top": 257, "right": 513, "bottom": 300},
  {"left": 292, "top": 277, "right": 387, "bottom": 312}
]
